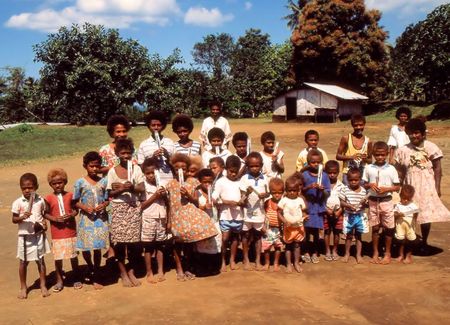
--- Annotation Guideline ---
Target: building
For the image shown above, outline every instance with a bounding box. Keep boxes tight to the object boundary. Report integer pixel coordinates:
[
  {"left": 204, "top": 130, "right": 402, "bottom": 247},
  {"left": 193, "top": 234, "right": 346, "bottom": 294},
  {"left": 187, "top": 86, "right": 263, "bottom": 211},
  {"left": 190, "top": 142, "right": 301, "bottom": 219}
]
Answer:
[{"left": 272, "top": 83, "right": 368, "bottom": 122}]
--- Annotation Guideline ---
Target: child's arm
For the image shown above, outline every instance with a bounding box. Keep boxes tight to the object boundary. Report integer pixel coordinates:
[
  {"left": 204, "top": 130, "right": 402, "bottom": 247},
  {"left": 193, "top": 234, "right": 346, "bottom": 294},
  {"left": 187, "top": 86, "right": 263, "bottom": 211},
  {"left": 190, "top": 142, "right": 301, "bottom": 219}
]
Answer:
[
  {"left": 302, "top": 207, "right": 309, "bottom": 222},
  {"left": 378, "top": 183, "right": 401, "bottom": 195},
  {"left": 141, "top": 188, "right": 166, "bottom": 210},
  {"left": 363, "top": 141, "right": 373, "bottom": 164},
  {"left": 432, "top": 157, "right": 442, "bottom": 197},
  {"left": 43, "top": 200, "right": 65, "bottom": 223},
  {"left": 12, "top": 212, "right": 29, "bottom": 224},
  {"left": 277, "top": 207, "right": 289, "bottom": 226},
  {"left": 272, "top": 155, "right": 285, "bottom": 174},
  {"left": 340, "top": 198, "right": 356, "bottom": 212},
  {"left": 336, "top": 136, "right": 350, "bottom": 161},
  {"left": 180, "top": 185, "right": 198, "bottom": 206},
  {"left": 133, "top": 182, "right": 145, "bottom": 194}
]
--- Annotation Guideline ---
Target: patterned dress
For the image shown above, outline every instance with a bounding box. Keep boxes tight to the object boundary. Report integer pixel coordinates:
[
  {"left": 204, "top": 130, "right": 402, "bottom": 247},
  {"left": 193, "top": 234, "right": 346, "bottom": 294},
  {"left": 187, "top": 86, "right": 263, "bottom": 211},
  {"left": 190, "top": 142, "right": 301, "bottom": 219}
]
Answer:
[
  {"left": 165, "top": 178, "right": 218, "bottom": 243},
  {"left": 73, "top": 177, "right": 109, "bottom": 251},
  {"left": 395, "top": 141, "right": 450, "bottom": 224}
]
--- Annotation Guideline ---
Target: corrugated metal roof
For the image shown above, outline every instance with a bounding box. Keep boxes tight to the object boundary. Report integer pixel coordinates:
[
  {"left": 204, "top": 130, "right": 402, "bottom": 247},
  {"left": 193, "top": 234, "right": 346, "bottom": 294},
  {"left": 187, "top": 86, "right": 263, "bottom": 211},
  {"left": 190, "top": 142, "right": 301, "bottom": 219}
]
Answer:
[{"left": 304, "top": 82, "right": 368, "bottom": 100}]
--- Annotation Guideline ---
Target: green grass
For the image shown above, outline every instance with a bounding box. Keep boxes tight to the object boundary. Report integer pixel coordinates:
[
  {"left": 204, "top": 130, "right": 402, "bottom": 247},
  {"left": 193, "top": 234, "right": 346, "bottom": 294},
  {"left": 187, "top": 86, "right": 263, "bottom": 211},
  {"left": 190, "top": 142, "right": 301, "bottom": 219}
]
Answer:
[{"left": 365, "top": 105, "right": 435, "bottom": 122}]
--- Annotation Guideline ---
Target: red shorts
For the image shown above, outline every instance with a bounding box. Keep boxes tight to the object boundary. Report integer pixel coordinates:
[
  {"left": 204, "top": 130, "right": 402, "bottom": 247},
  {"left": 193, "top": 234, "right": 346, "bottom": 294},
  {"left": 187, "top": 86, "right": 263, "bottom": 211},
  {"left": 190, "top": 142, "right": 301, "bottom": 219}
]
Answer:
[{"left": 323, "top": 214, "right": 343, "bottom": 231}]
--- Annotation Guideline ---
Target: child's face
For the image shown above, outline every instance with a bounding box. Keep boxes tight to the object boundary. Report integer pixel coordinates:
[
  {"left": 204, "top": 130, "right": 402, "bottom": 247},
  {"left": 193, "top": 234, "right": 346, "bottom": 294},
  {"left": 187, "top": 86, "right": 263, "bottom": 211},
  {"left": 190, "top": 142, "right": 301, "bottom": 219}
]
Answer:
[
  {"left": 270, "top": 184, "right": 284, "bottom": 202},
  {"left": 148, "top": 119, "right": 164, "bottom": 134},
  {"left": 188, "top": 164, "right": 200, "bottom": 178},
  {"left": 210, "top": 137, "right": 224, "bottom": 148},
  {"left": 173, "top": 161, "right": 188, "bottom": 180},
  {"left": 247, "top": 157, "right": 262, "bottom": 176},
  {"left": 112, "top": 124, "right": 128, "bottom": 141},
  {"left": 325, "top": 166, "right": 339, "bottom": 183},
  {"left": 305, "top": 134, "right": 319, "bottom": 149},
  {"left": 210, "top": 105, "right": 221, "bottom": 118},
  {"left": 49, "top": 176, "right": 66, "bottom": 194},
  {"left": 285, "top": 183, "right": 299, "bottom": 199},
  {"left": 408, "top": 130, "right": 425, "bottom": 146},
  {"left": 175, "top": 126, "right": 190, "bottom": 142},
  {"left": 226, "top": 167, "right": 240, "bottom": 181},
  {"left": 20, "top": 180, "right": 37, "bottom": 199},
  {"left": 400, "top": 191, "right": 413, "bottom": 205},
  {"left": 85, "top": 160, "right": 101, "bottom": 177},
  {"left": 209, "top": 162, "right": 224, "bottom": 177},
  {"left": 398, "top": 113, "right": 409, "bottom": 124},
  {"left": 118, "top": 148, "right": 133, "bottom": 164},
  {"left": 308, "top": 154, "right": 322, "bottom": 171},
  {"left": 351, "top": 120, "right": 365, "bottom": 136},
  {"left": 263, "top": 139, "right": 275, "bottom": 153},
  {"left": 234, "top": 140, "right": 247, "bottom": 158},
  {"left": 347, "top": 173, "right": 361, "bottom": 190},
  {"left": 143, "top": 166, "right": 156, "bottom": 185},
  {"left": 200, "top": 176, "right": 213, "bottom": 192},
  {"left": 373, "top": 148, "right": 388, "bottom": 165}
]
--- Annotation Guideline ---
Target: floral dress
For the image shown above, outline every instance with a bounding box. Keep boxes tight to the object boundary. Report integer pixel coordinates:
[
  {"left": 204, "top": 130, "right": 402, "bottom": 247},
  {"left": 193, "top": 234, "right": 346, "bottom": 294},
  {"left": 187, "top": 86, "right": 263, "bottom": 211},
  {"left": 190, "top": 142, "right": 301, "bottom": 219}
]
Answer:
[
  {"left": 165, "top": 178, "right": 218, "bottom": 243},
  {"left": 395, "top": 141, "right": 450, "bottom": 224},
  {"left": 73, "top": 177, "right": 109, "bottom": 250}
]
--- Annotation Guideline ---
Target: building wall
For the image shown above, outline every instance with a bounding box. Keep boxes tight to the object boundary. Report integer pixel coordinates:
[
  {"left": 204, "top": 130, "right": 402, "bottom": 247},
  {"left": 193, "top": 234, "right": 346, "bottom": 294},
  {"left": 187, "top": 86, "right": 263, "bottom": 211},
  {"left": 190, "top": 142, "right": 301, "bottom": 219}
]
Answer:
[{"left": 338, "top": 100, "right": 362, "bottom": 118}]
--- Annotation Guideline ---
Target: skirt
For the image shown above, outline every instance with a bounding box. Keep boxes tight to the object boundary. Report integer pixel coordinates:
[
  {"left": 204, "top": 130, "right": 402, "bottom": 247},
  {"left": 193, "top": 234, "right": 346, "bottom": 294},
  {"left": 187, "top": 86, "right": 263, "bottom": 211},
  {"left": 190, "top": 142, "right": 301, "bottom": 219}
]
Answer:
[
  {"left": 52, "top": 237, "right": 78, "bottom": 260},
  {"left": 110, "top": 202, "right": 142, "bottom": 244}
]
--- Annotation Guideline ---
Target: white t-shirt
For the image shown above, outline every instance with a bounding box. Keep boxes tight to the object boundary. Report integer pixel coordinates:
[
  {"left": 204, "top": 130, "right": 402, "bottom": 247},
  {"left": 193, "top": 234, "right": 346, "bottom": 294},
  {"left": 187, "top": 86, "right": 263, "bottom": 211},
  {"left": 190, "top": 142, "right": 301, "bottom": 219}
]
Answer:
[
  {"left": 212, "top": 177, "right": 243, "bottom": 221},
  {"left": 239, "top": 173, "right": 269, "bottom": 223},
  {"left": 326, "top": 180, "right": 345, "bottom": 210},
  {"left": 202, "top": 149, "right": 232, "bottom": 169},
  {"left": 362, "top": 163, "right": 400, "bottom": 197},
  {"left": 278, "top": 196, "right": 306, "bottom": 226},
  {"left": 200, "top": 116, "right": 232, "bottom": 145},
  {"left": 260, "top": 150, "right": 284, "bottom": 179},
  {"left": 394, "top": 202, "right": 419, "bottom": 224},
  {"left": 141, "top": 181, "right": 167, "bottom": 219},
  {"left": 387, "top": 125, "right": 410, "bottom": 149},
  {"left": 137, "top": 135, "right": 174, "bottom": 185},
  {"left": 11, "top": 194, "right": 46, "bottom": 235},
  {"left": 107, "top": 165, "right": 145, "bottom": 203}
]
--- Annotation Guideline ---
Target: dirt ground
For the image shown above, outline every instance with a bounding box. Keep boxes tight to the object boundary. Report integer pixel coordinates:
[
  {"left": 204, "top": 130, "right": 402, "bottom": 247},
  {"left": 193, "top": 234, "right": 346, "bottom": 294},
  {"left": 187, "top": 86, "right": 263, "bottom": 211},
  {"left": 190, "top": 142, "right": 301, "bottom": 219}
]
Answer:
[{"left": 1, "top": 120, "right": 450, "bottom": 324}]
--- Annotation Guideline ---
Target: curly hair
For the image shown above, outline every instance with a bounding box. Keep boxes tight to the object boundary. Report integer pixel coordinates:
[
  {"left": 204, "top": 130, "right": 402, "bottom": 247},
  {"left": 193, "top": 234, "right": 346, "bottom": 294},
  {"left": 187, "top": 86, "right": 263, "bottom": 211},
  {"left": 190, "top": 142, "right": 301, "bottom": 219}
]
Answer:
[
  {"left": 47, "top": 168, "right": 68, "bottom": 184},
  {"left": 170, "top": 153, "right": 191, "bottom": 168},
  {"left": 114, "top": 138, "right": 135, "bottom": 155},
  {"left": 306, "top": 148, "right": 323, "bottom": 163},
  {"left": 225, "top": 155, "right": 241, "bottom": 170},
  {"left": 106, "top": 115, "right": 130, "bottom": 137},
  {"left": 260, "top": 131, "right": 275, "bottom": 144},
  {"left": 83, "top": 151, "right": 101, "bottom": 166},
  {"left": 207, "top": 127, "right": 225, "bottom": 142},
  {"left": 395, "top": 106, "right": 412, "bottom": 120},
  {"left": 144, "top": 110, "right": 168, "bottom": 129},
  {"left": 172, "top": 114, "right": 194, "bottom": 133},
  {"left": 19, "top": 173, "right": 38, "bottom": 188},
  {"left": 405, "top": 118, "right": 426, "bottom": 135}
]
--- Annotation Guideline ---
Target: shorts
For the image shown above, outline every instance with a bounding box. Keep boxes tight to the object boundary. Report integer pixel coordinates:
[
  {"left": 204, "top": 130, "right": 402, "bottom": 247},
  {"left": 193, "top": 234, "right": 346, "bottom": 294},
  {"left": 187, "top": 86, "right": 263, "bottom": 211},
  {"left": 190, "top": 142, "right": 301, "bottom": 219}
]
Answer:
[
  {"left": 261, "top": 226, "right": 284, "bottom": 252},
  {"left": 323, "top": 214, "right": 343, "bottom": 232},
  {"left": 368, "top": 198, "right": 394, "bottom": 229},
  {"left": 243, "top": 221, "right": 264, "bottom": 232},
  {"left": 52, "top": 237, "right": 77, "bottom": 260},
  {"left": 343, "top": 212, "right": 369, "bottom": 235},
  {"left": 141, "top": 218, "right": 167, "bottom": 242},
  {"left": 395, "top": 217, "right": 417, "bottom": 241},
  {"left": 283, "top": 225, "right": 305, "bottom": 244},
  {"left": 220, "top": 220, "right": 244, "bottom": 233},
  {"left": 17, "top": 233, "right": 50, "bottom": 262}
]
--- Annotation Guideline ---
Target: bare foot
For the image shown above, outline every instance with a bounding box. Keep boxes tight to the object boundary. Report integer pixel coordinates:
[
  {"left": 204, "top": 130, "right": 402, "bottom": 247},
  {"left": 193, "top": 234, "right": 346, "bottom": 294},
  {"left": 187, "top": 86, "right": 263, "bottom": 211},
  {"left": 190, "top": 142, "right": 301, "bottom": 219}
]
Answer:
[
  {"left": 403, "top": 256, "right": 413, "bottom": 264},
  {"left": 120, "top": 274, "right": 133, "bottom": 287},
  {"left": 93, "top": 282, "right": 104, "bottom": 290},
  {"left": 380, "top": 256, "right": 391, "bottom": 265},
  {"left": 41, "top": 286, "right": 50, "bottom": 298},
  {"left": 262, "top": 264, "right": 270, "bottom": 271},
  {"left": 396, "top": 256, "right": 405, "bottom": 263},
  {"left": 220, "top": 264, "right": 228, "bottom": 273},
  {"left": 243, "top": 262, "right": 253, "bottom": 271},
  {"left": 286, "top": 264, "right": 293, "bottom": 273},
  {"left": 146, "top": 274, "right": 157, "bottom": 284},
  {"left": 356, "top": 255, "right": 364, "bottom": 264},
  {"left": 128, "top": 271, "right": 141, "bottom": 286},
  {"left": 370, "top": 255, "right": 380, "bottom": 264},
  {"left": 255, "top": 264, "right": 264, "bottom": 271},
  {"left": 157, "top": 274, "right": 166, "bottom": 282},
  {"left": 17, "top": 288, "right": 27, "bottom": 299},
  {"left": 342, "top": 255, "right": 350, "bottom": 263},
  {"left": 273, "top": 264, "right": 280, "bottom": 272},
  {"left": 230, "top": 262, "right": 239, "bottom": 270},
  {"left": 294, "top": 263, "right": 303, "bottom": 273}
]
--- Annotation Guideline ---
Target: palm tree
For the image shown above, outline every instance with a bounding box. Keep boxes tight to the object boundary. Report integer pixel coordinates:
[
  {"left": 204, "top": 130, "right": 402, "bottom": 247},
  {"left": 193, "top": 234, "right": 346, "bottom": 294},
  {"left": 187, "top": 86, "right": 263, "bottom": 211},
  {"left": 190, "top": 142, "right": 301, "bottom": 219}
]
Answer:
[{"left": 283, "top": 0, "right": 308, "bottom": 30}]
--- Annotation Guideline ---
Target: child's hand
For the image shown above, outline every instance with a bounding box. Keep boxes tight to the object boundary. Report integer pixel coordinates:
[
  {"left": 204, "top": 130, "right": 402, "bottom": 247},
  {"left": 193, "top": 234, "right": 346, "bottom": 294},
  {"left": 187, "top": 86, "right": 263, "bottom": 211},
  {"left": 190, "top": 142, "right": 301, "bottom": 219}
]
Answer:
[
  {"left": 180, "top": 186, "right": 189, "bottom": 197},
  {"left": 377, "top": 187, "right": 390, "bottom": 195},
  {"left": 154, "top": 187, "right": 166, "bottom": 198},
  {"left": 303, "top": 214, "right": 309, "bottom": 222},
  {"left": 205, "top": 202, "right": 213, "bottom": 210},
  {"left": 22, "top": 211, "right": 32, "bottom": 220},
  {"left": 369, "top": 183, "right": 380, "bottom": 193},
  {"left": 237, "top": 199, "right": 247, "bottom": 207},
  {"left": 123, "top": 181, "right": 134, "bottom": 191},
  {"left": 258, "top": 192, "right": 270, "bottom": 200},
  {"left": 111, "top": 182, "right": 125, "bottom": 192}
]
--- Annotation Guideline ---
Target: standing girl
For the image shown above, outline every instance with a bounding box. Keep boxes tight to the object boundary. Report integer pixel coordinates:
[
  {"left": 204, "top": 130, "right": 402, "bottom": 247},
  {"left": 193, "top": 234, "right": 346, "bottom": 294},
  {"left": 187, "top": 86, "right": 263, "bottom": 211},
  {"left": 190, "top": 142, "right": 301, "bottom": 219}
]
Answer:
[
  {"left": 107, "top": 138, "right": 145, "bottom": 287},
  {"left": 73, "top": 152, "right": 109, "bottom": 289},
  {"left": 387, "top": 106, "right": 411, "bottom": 164},
  {"left": 172, "top": 114, "right": 201, "bottom": 156}
]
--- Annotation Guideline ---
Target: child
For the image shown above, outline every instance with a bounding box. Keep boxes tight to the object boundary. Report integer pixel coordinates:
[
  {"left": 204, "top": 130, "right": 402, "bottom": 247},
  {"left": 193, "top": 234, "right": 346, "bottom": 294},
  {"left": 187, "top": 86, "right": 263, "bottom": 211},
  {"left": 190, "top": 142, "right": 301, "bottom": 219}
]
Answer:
[
  {"left": 195, "top": 168, "right": 222, "bottom": 275},
  {"left": 363, "top": 141, "right": 400, "bottom": 264},
  {"left": 107, "top": 139, "right": 145, "bottom": 287},
  {"left": 165, "top": 154, "right": 218, "bottom": 280},
  {"left": 260, "top": 131, "right": 285, "bottom": 179},
  {"left": 232, "top": 132, "right": 250, "bottom": 177},
  {"left": 394, "top": 185, "right": 419, "bottom": 264},
  {"left": 187, "top": 155, "right": 203, "bottom": 179},
  {"left": 336, "top": 114, "right": 373, "bottom": 185},
  {"left": 73, "top": 152, "right": 109, "bottom": 289},
  {"left": 339, "top": 168, "right": 369, "bottom": 264},
  {"left": 172, "top": 114, "right": 201, "bottom": 156},
  {"left": 137, "top": 111, "right": 174, "bottom": 186},
  {"left": 12, "top": 173, "right": 50, "bottom": 299},
  {"left": 278, "top": 176, "right": 307, "bottom": 273},
  {"left": 45, "top": 168, "right": 81, "bottom": 292},
  {"left": 200, "top": 100, "right": 232, "bottom": 149},
  {"left": 296, "top": 130, "right": 329, "bottom": 172},
  {"left": 395, "top": 118, "right": 450, "bottom": 250},
  {"left": 213, "top": 156, "right": 245, "bottom": 272},
  {"left": 201, "top": 127, "right": 232, "bottom": 168},
  {"left": 240, "top": 152, "right": 270, "bottom": 271},
  {"left": 209, "top": 156, "right": 225, "bottom": 180},
  {"left": 261, "top": 178, "right": 284, "bottom": 271},
  {"left": 302, "top": 149, "right": 330, "bottom": 264},
  {"left": 140, "top": 157, "right": 168, "bottom": 283},
  {"left": 324, "top": 160, "right": 344, "bottom": 261},
  {"left": 387, "top": 106, "right": 411, "bottom": 164}
]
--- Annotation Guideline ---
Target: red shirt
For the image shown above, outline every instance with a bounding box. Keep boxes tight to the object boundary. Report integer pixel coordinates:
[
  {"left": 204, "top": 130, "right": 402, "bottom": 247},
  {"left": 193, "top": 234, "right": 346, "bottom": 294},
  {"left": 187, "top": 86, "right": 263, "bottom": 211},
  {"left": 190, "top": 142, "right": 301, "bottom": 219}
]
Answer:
[{"left": 45, "top": 192, "right": 77, "bottom": 239}]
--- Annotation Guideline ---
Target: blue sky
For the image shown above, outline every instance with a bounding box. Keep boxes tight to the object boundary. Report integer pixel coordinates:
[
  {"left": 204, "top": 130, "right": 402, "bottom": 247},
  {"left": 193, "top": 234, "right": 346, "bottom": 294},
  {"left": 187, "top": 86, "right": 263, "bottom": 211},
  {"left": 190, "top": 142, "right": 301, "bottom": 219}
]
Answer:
[{"left": 1, "top": 0, "right": 448, "bottom": 78}]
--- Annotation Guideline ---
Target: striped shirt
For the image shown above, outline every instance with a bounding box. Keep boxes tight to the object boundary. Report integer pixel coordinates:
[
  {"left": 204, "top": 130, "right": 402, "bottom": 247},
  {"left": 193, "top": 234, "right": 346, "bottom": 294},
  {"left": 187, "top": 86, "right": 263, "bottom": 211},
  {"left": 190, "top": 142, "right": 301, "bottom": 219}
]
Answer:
[
  {"left": 339, "top": 186, "right": 367, "bottom": 213},
  {"left": 265, "top": 199, "right": 279, "bottom": 227},
  {"left": 174, "top": 140, "right": 201, "bottom": 156}
]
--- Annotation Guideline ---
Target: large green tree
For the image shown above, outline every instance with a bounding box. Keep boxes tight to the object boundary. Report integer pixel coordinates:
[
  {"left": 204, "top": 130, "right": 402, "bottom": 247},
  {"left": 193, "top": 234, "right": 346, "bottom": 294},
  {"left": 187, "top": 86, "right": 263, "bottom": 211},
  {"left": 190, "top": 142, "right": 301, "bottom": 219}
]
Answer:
[
  {"left": 34, "top": 23, "right": 152, "bottom": 123},
  {"left": 391, "top": 4, "right": 450, "bottom": 102},
  {"left": 290, "top": 0, "right": 389, "bottom": 100}
]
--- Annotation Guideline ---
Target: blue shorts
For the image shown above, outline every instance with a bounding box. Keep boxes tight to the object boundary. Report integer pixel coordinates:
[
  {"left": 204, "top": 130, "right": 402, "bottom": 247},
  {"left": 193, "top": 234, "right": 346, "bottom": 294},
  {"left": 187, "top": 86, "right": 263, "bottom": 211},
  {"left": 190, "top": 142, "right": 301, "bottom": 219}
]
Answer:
[
  {"left": 343, "top": 212, "right": 369, "bottom": 235},
  {"left": 219, "top": 220, "right": 243, "bottom": 233}
]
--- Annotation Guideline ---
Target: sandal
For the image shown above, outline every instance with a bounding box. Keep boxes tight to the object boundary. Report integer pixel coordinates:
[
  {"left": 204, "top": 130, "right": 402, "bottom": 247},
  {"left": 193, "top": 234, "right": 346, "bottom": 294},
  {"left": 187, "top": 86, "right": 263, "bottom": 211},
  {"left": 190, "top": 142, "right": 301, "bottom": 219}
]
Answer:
[
  {"left": 52, "top": 284, "right": 64, "bottom": 292},
  {"left": 324, "top": 254, "right": 333, "bottom": 262},
  {"left": 176, "top": 273, "right": 186, "bottom": 281},
  {"left": 303, "top": 254, "right": 311, "bottom": 263},
  {"left": 73, "top": 282, "right": 83, "bottom": 290},
  {"left": 184, "top": 271, "right": 196, "bottom": 280},
  {"left": 311, "top": 255, "right": 320, "bottom": 264},
  {"left": 332, "top": 254, "right": 340, "bottom": 261}
]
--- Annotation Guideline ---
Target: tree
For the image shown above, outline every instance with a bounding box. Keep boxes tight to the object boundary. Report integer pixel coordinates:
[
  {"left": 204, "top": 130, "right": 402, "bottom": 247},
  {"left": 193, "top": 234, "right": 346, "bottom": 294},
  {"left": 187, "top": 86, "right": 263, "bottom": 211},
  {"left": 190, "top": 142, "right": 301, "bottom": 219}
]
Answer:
[
  {"left": 33, "top": 23, "right": 152, "bottom": 123},
  {"left": 291, "top": 0, "right": 389, "bottom": 100},
  {"left": 283, "top": 0, "right": 310, "bottom": 30},
  {"left": 391, "top": 4, "right": 450, "bottom": 102}
]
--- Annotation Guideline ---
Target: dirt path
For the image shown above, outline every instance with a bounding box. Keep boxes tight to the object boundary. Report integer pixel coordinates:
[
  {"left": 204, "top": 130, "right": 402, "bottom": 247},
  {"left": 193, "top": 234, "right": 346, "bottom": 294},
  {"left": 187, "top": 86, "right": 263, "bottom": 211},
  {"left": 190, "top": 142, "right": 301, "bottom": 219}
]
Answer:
[{"left": 1, "top": 121, "right": 449, "bottom": 324}]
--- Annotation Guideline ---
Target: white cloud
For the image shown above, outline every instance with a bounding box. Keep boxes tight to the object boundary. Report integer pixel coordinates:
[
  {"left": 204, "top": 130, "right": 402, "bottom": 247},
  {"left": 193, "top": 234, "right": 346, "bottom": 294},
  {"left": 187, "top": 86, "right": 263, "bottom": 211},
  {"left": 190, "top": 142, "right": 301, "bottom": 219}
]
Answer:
[
  {"left": 184, "top": 7, "right": 234, "bottom": 27},
  {"left": 5, "top": 0, "right": 180, "bottom": 32},
  {"left": 244, "top": 2, "right": 252, "bottom": 10},
  {"left": 366, "top": 0, "right": 448, "bottom": 16}
]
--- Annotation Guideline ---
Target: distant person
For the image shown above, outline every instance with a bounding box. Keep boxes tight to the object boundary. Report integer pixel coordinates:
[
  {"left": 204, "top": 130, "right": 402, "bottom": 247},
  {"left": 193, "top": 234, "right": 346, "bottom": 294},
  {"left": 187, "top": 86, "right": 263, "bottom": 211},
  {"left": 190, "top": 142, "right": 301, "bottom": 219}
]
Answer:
[
  {"left": 259, "top": 131, "right": 285, "bottom": 179},
  {"left": 12, "top": 173, "right": 50, "bottom": 299},
  {"left": 232, "top": 132, "right": 250, "bottom": 177},
  {"left": 336, "top": 114, "right": 373, "bottom": 185},
  {"left": 201, "top": 127, "right": 231, "bottom": 168},
  {"left": 394, "top": 118, "right": 450, "bottom": 252},
  {"left": 296, "top": 130, "right": 328, "bottom": 172},
  {"left": 387, "top": 106, "right": 411, "bottom": 164},
  {"left": 172, "top": 114, "right": 201, "bottom": 156},
  {"left": 200, "top": 101, "right": 232, "bottom": 149}
]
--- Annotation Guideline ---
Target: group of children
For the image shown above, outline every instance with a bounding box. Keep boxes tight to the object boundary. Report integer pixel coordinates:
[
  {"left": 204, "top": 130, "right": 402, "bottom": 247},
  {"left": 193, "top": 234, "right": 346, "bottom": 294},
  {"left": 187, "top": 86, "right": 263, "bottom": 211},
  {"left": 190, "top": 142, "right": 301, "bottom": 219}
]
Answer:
[{"left": 12, "top": 103, "right": 450, "bottom": 299}]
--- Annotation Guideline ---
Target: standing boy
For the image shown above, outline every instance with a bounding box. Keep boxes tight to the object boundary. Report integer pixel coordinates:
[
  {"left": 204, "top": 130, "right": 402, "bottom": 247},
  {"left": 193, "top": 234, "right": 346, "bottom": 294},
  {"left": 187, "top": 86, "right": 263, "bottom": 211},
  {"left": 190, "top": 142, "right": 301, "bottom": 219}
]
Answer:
[
  {"left": 200, "top": 101, "right": 232, "bottom": 149},
  {"left": 296, "top": 130, "right": 329, "bottom": 172},
  {"left": 259, "top": 131, "right": 284, "bottom": 179}
]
